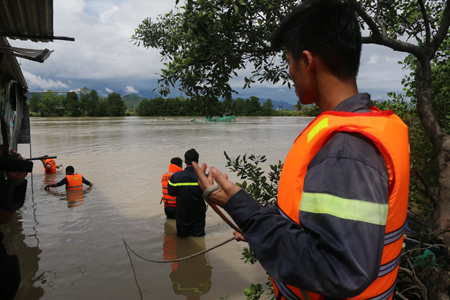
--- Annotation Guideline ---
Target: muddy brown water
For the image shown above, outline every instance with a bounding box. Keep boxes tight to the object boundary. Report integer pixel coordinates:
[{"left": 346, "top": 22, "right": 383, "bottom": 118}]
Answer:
[{"left": 1, "top": 116, "right": 312, "bottom": 300}]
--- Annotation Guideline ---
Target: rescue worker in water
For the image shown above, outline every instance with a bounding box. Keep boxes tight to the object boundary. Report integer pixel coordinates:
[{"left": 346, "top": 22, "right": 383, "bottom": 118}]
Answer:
[
  {"left": 40, "top": 155, "right": 63, "bottom": 174},
  {"left": 193, "top": 0, "right": 410, "bottom": 299},
  {"left": 161, "top": 157, "right": 183, "bottom": 219},
  {"left": 45, "top": 166, "right": 93, "bottom": 191}
]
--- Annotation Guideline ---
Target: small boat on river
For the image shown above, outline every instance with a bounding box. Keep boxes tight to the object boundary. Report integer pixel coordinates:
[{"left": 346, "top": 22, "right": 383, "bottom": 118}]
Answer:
[{"left": 192, "top": 115, "right": 236, "bottom": 123}]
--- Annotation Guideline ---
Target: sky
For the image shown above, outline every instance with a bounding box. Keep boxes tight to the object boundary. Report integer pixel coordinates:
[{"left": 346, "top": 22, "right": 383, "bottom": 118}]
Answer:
[{"left": 9, "top": 0, "right": 410, "bottom": 105}]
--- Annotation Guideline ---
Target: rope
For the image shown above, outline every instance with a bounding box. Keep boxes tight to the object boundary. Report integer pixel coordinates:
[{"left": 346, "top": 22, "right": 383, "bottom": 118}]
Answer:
[
  {"left": 125, "top": 184, "right": 243, "bottom": 263},
  {"left": 123, "top": 236, "right": 235, "bottom": 263}
]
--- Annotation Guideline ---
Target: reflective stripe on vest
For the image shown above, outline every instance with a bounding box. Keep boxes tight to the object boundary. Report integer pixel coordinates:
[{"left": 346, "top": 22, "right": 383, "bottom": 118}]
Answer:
[
  {"left": 45, "top": 159, "right": 57, "bottom": 174},
  {"left": 161, "top": 164, "right": 183, "bottom": 207},
  {"left": 168, "top": 181, "right": 199, "bottom": 187},
  {"left": 66, "top": 174, "right": 83, "bottom": 190},
  {"left": 275, "top": 108, "right": 410, "bottom": 300}
]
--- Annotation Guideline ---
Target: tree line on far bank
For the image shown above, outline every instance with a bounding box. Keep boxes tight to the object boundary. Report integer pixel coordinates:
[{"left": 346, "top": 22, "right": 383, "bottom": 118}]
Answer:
[
  {"left": 29, "top": 88, "right": 320, "bottom": 117},
  {"left": 136, "top": 95, "right": 318, "bottom": 117},
  {"left": 29, "top": 87, "right": 127, "bottom": 117}
]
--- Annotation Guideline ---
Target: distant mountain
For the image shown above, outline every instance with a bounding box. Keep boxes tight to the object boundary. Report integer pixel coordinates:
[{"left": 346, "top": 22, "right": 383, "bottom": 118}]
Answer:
[
  {"left": 259, "top": 98, "right": 296, "bottom": 111},
  {"left": 122, "top": 94, "right": 144, "bottom": 109}
]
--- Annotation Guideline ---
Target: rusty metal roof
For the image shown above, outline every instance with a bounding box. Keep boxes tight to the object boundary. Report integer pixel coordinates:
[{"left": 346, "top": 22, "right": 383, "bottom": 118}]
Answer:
[{"left": 0, "top": 0, "right": 54, "bottom": 42}]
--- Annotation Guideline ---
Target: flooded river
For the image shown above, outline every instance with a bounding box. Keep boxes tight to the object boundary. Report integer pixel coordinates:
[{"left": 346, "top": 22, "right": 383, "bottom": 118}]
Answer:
[{"left": 1, "top": 116, "right": 313, "bottom": 300}]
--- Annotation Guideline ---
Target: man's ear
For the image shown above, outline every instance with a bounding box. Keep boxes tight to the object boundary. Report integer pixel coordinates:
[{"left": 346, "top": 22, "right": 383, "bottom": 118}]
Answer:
[{"left": 302, "top": 50, "right": 315, "bottom": 75}]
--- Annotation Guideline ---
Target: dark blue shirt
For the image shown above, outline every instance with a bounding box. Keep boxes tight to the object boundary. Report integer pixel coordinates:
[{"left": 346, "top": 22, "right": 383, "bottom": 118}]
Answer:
[
  {"left": 56, "top": 175, "right": 91, "bottom": 187},
  {"left": 167, "top": 166, "right": 206, "bottom": 225}
]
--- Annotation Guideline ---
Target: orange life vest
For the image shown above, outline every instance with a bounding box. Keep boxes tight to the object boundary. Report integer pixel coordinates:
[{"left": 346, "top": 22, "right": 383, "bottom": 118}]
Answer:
[
  {"left": 66, "top": 173, "right": 84, "bottom": 191},
  {"left": 161, "top": 164, "right": 183, "bottom": 207},
  {"left": 274, "top": 108, "right": 410, "bottom": 300},
  {"left": 44, "top": 159, "right": 57, "bottom": 174}
]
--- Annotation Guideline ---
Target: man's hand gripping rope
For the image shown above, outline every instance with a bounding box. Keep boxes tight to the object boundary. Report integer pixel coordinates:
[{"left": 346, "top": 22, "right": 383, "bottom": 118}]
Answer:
[{"left": 193, "top": 162, "right": 247, "bottom": 242}]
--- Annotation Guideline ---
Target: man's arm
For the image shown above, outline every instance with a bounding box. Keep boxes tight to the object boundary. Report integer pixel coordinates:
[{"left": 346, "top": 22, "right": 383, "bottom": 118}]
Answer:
[
  {"left": 40, "top": 159, "right": 50, "bottom": 170},
  {"left": 167, "top": 175, "right": 177, "bottom": 196},
  {"left": 45, "top": 178, "right": 67, "bottom": 190},
  {"left": 82, "top": 178, "right": 93, "bottom": 187}
]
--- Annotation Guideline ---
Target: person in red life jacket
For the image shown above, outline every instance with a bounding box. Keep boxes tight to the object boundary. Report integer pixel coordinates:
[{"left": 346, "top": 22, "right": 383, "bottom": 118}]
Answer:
[
  {"left": 45, "top": 166, "right": 93, "bottom": 191},
  {"left": 39, "top": 155, "right": 63, "bottom": 174},
  {"left": 168, "top": 149, "right": 207, "bottom": 237},
  {"left": 193, "top": 1, "right": 410, "bottom": 299},
  {"left": 161, "top": 157, "right": 183, "bottom": 219}
]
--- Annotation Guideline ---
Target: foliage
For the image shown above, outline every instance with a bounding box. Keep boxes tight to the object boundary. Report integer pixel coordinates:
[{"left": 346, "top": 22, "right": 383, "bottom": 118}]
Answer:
[
  {"left": 261, "top": 99, "right": 274, "bottom": 116},
  {"left": 27, "top": 88, "right": 127, "bottom": 117},
  {"left": 241, "top": 246, "right": 258, "bottom": 265},
  {"left": 374, "top": 95, "right": 437, "bottom": 219},
  {"left": 224, "top": 151, "right": 282, "bottom": 300},
  {"left": 369, "top": 97, "right": 450, "bottom": 299},
  {"left": 136, "top": 96, "right": 201, "bottom": 116},
  {"left": 65, "top": 92, "right": 82, "bottom": 117},
  {"left": 430, "top": 37, "right": 450, "bottom": 135},
  {"left": 397, "top": 227, "right": 450, "bottom": 300},
  {"left": 132, "top": 0, "right": 297, "bottom": 116},
  {"left": 372, "top": 36, "right": 450, "bottom": 221},
  {"left": 225, "top": 151, "right": 282, "bottom": 207},
  {"left": 244, "top": 283, "right": 264, "bottom": 300},
  {"left": 29, "top": 90, "right": 295, "bottom": 117},
  {"left": 28, "top": 91, "right": 65, "bottom": 117},
  {"left": 135, "top": 95, "right": 294, "bottom": 117},
  {"left": 105, "top": 92, "right": 127, "bottom": 116},
  {"left": 29, "top": 93, "right": 43, "bottom": 116}
]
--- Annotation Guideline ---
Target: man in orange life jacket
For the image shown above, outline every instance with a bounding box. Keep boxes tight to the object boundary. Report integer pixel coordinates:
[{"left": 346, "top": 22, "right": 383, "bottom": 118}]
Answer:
[
  {"left": 161, "top": 157, "right": 183, "bottom": 219},
  {"left": 39, "top": 155, "right": 63, "bottom": 174},
  {"left": 193, "top": 1, "right": 410, "bottom": 299},
  {"left": 45, "top": 166, "right": 93, "bottom": 191}
]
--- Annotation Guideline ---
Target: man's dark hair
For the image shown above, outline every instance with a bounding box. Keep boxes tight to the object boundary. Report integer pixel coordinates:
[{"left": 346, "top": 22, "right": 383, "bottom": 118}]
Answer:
[
  {"left": 66, "top": 166, "right": 75, "bottom": 173},
  {"left": 184, "top": 149, "right": 199, "bottom": 165},
  {"left": 171, "top": 157, "right": 183, "bottom": 168},
  {"left": 271, "top": 0, "right": 361, "bottom": 79}
]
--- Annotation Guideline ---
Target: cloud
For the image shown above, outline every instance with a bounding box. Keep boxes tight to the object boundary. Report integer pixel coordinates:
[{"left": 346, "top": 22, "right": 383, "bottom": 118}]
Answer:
[
  {"left": 10, "top": 0, "right": 410, "bottom": 104},
  {"left": 366, "top": 54, "right": 401, "bottom": 65},
  {"left": 124, "top": 86, "right": 139, "bottom": 94},
  {"left": 22, "top": 70, "right": 69, "bottom": 90}
]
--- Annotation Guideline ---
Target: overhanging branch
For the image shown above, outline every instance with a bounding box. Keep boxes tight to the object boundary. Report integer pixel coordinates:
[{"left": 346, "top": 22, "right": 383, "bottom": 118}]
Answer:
[
  {"left": 348, "top": 0, "right": 381, "bottom": 37},
  {"left": 431, "top": 0, "right": 450, "bottom": 55},
  {"left": 362, "top": 35, "right": 422, "bottom": 58},
  {"left": 417, "top": 0, "right": 431, "bottom": 46}
]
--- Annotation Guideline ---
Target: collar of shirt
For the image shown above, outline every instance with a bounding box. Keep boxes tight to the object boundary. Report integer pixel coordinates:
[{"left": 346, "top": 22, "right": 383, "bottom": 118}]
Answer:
[{"left": 333, "top": 93, "right": 371, "bottom": 113}]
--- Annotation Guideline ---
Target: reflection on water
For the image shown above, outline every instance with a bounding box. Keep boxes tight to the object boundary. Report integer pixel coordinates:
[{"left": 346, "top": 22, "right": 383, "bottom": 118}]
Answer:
[
  {"left": 43, "top": 173, "right": 58, "bottom": 186},
  {"left": 0, "top": 203, "right": 44, "bottom": 300},
  {"left": 2, "top": 116, "right": 311, "bottom": 299},
  {"left": 163, "top": 220, "right": 212, "bottom": 300},
  {"left": 66, "top": 190, "right": 85, "bottom": 208}
]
